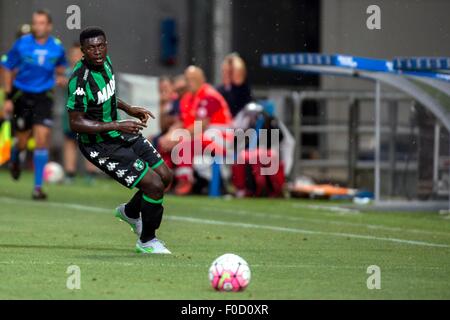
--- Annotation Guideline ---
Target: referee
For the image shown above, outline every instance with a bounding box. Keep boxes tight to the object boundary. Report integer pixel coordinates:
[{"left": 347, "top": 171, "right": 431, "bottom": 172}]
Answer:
[{"left": 1, "top": 10, "right": 67, "bottom": 200}]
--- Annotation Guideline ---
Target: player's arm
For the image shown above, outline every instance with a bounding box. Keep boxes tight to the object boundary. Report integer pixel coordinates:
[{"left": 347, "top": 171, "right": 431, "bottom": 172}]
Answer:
[
  {"left": 67, "top": 75, "right": 146, "bottom": 135},
  {"left": 55, "top": 45, "right": 68, "bottom": 87},
  {"left": 55, "top": 65, "right": 68, "bottom": 87},
  {"left": 69, "top": 111, "right": 146, "bottom": 135},
  {"left": 2, "top": 67, "right": 13, "bottom": 94},
  {"left": 1, "top": 40, "right": 21, "bottom": 115},
  {"left": 117, "top": 98, "right": 155, "bottom": 124},
  {"left": 1, "top": 68, "right": 14, "bottom": 116}
]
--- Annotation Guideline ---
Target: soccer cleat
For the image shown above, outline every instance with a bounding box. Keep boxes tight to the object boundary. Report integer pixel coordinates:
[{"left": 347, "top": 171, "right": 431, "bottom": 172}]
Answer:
[
  {"left": 32, "top": 187, "right": 47, "bottom": 201},
  {"left": 135, "top": 238, "right": 172, "bottom": 254},
  {"left": 9, "top": 161, "right": 21, "bottom": 181},
  {"left": 115, "top": 204, "right": 142, "bottom": 237}
]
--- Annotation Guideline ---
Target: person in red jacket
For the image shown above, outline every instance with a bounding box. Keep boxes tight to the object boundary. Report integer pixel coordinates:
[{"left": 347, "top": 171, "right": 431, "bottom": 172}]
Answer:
[{"left": 160, "top": 66, "right": 232, "bottom": 195}]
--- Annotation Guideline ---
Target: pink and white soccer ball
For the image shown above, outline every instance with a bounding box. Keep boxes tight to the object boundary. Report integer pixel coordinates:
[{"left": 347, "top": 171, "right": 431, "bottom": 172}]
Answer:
[
  {"left": 209, "top": 253, "right": 251, "bottom": 292},
  {"left": 44, "top": 162, "right": 65, "bottom": 184}
]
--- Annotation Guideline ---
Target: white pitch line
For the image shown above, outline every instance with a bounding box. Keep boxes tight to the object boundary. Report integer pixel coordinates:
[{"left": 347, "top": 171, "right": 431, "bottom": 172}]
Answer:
[
  {"left": 1, "top": 197, "right": 449, "bottom": 249},
  {"left": 198, "top": 206, "right": 450, "bottom": 237},
  {"left": 166, "top": 216, "right": 450, "bottom": 248},
  {"left": 291, "top": 203, "right": 361, "bottom": 215},
  {"left": 0, "top": 260, "right": 446, "bottom": 271}
]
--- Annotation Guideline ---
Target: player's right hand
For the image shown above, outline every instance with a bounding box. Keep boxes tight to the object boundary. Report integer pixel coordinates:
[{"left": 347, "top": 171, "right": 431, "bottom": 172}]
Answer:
[
  {"left": 2, "top": 99, "right": 14, "bottom": 116},
  {"left": 115, "top": 119, "right": 147, "bottom": 134}
]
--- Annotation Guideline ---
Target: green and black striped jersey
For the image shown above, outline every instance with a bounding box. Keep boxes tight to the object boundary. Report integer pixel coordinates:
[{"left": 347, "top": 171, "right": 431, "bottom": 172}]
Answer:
[{"left": 66, "top": 56, "right": 121, "bottom": 144}]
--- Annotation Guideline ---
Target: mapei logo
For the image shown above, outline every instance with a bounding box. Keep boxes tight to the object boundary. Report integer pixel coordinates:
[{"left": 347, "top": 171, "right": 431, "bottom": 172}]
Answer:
[
  {"left": 97, "top": 75, "right": 116, "bottom": 104},
  {"left": 74, "top": 87, "right": 85, "bottom": 96}
]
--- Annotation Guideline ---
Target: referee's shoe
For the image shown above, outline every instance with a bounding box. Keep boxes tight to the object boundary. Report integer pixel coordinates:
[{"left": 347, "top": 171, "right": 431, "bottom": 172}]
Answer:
[{"left": 9, "top": 160, "right": 21, "bottom": 181}]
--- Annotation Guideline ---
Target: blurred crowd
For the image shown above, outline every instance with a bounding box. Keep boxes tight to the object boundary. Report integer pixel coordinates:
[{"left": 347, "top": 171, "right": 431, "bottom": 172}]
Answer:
[
  {"left": 0, "top": 17, "right": 288, "bottom": 199},
  {"left": 150, "top": 53, "right": 287, "bottom": 198}
]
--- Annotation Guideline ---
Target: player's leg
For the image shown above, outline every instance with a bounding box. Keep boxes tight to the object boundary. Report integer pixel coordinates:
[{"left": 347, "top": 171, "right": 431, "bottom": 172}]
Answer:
[
  {"left": 80, "top": 136, "right": 172, "bottom": 253},
  {"left": 10, "top": 130, "right": 31, "bottom": 180},
  {"left": 132, "top": 135, "right": 174, "bottom": 190},
  {"left": 9, "top": 91, "right": 32, "bottom": 180},
  {"left": 115, "top": 190, "right": 143, "bottom": 236},
  {"left": 135, "top": 170, "right": 171, "bottom": 254},
  {"left": 77, "top": 140, "right": 142, "bottom": 235},
  {"left": 115, "top": 163, "right": 171, "bottom": 238},
  {"left": 129, "top": 136, "right": 172, "bottom": 253},
  {"left": 30, "top": 92, "right": 54, "bottom": 200},
  {"left": 115, "top": 163, "right": 172, "bottom": 242},
  {"left": 153, "top": 162, "right": 173, "bottom": 191},
  {"left": 32, "top": 124, "right": 51, "bottom": 199}
]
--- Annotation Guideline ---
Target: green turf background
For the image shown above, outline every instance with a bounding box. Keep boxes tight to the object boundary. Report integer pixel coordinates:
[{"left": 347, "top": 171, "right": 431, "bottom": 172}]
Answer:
[{"left": 0, "top": 171, "right": 449, "bottom": 299}]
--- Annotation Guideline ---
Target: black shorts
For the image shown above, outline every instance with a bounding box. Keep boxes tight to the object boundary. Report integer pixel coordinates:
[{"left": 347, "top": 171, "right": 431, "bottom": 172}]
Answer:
[
  {"left": 79, "top": 134, "right": 164, "bottom": 189},
  {"left": 11, "top": 87, "right": 54, "bottom": 132}
]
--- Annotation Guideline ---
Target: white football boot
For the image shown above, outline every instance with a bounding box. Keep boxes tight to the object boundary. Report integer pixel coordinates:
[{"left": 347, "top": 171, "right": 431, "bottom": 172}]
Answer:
[
  {"left": 114, "top": 204, "right": 142, "bottom": 237},
  {"left": 135, "top": 238, "right": 172, "bottom": 254}
]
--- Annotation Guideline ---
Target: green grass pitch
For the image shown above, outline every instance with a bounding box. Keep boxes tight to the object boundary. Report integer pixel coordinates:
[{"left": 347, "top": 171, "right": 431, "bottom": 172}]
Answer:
[{"left": 0, "top": 170, "right": 449, "bottom": 299}]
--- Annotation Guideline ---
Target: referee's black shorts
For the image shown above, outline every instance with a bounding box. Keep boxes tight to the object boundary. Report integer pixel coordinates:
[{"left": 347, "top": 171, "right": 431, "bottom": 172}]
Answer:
[
  {"left": 79, "top": 134, "right": 164, "bottom": 189},
  {"left": 10, "top": 87, "right": 54, "bottom": 132}
]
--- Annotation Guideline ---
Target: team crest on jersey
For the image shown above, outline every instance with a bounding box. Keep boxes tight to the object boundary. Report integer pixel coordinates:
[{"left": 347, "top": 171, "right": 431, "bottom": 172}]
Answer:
[
  {"left": 133, "top": 159, "right": 145, "bottom": 172},
  {"left": 97, "top": 75, "right": 116, "bottom": 104}
]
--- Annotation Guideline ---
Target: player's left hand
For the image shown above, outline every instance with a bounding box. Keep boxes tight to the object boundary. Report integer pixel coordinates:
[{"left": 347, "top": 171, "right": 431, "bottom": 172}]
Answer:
[{"left": 128, "top": 106, "right": 155, "bottom": 124}]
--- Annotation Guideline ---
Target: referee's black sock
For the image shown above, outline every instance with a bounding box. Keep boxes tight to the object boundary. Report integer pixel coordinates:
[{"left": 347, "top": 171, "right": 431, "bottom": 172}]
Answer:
[
  {"left": 125, "top": 190, "right": 142, "bottom": 219},
  {"left": 11, "top": 146, "right": 22, "bottom": 164},
  {"left": 140, "top": 195, "right": 164, "bottom": 243}
]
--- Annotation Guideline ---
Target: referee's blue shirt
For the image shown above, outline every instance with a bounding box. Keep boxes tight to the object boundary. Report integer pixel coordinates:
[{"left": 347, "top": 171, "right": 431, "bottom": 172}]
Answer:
[{"left": 1, "top": 34, "right": 67, "bottom": 94}]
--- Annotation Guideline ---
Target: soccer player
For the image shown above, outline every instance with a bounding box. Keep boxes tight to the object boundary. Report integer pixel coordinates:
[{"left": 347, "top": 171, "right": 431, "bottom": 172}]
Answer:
[
  {"left": 1, "top": 10, "right": 67, "bottom": 200},
  {"left": 67, "top": 27, "right": 173, "bottom": 254}
]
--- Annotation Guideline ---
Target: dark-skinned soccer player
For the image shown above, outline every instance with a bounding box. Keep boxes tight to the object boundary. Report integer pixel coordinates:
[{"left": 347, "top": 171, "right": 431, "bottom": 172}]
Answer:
[{"left": 67, "top": 27, "right": 173, "bottom": 254}]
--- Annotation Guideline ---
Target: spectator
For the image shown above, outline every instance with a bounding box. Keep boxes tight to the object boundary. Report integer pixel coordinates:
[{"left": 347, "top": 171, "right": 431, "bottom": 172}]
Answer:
[
  {"left": 163, "top": 66, "right": 233, "bottom": 195},
  {"left": 158, "top": 76, "right": 177, "bottom": 134},
  {"left": 232, "top": 103, "right": 286, "bottom": 198},
  {"left": 157, "top": 75, "right": 187, "bottom": 135},
  {"left": 152, "top": 75, "right": 187, "bottom": 173},
  {"left": 172, "top": 74, "right": 188, "bottom": 113},
  {"left": 217, "top": 53, "right": 252, "bottom": 118}
]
